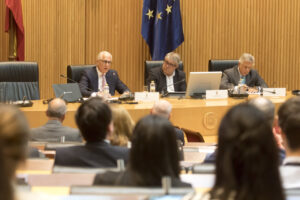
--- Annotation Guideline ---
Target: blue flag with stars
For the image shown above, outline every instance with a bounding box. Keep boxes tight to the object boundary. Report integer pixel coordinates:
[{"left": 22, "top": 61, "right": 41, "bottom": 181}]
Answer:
[{"left": 141, "top": 0, "right": 184, "bottom": 60}]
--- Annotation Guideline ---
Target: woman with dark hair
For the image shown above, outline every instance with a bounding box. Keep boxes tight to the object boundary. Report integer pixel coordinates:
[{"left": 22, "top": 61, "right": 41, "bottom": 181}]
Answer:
[
  {"left": 199, "top": 103, "right": 284, "bottom": 200},
  {"left": 93, "top": 115, "right": 191, "bottom": 187}
]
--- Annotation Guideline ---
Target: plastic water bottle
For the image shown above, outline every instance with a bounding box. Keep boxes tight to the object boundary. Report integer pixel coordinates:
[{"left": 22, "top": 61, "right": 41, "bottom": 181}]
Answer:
[
  {"left": 103, "top": 84, "right": 110, "bottom": 96},
  {"left": 150, "top": 81, "right": 156, "bottom": 92}
]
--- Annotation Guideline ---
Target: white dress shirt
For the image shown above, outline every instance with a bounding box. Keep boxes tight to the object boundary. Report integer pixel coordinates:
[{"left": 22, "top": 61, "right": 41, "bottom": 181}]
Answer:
[{"left": 166, "top": 71, "right": 175, "bottom": 92}]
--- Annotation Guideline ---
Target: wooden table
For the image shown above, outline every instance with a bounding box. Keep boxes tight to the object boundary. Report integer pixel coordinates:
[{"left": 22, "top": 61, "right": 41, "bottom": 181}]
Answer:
[{"left": 21, "top": 95, "right": 290, "bottom": 142}]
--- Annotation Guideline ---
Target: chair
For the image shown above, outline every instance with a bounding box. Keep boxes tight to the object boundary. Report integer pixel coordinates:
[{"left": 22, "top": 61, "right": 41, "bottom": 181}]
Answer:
[
  {"left": 0, "top": 62, "right": 40, "bottom": 101},
  {"left": 144, "top": 60, "right": 184, "bottom": 84},
  {"left": 67, "top": 65, "right": 96, "bottom": 83},
  {"left": 208, "top": 59, "right": 239, "bottom": 72},
  {"left": 181, "top": 127, "right": 205, "bottom": 142}
]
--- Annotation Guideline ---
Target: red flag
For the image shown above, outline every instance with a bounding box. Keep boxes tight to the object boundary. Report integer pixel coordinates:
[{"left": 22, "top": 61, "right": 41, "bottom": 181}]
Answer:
[{"left": 5, "top": 0, "right": 25, "bottom": 61}]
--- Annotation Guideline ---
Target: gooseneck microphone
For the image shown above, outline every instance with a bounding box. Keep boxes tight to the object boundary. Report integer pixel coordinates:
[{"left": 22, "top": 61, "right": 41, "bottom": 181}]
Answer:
[
  {"left": 60, "top": 74, "right": 93, "bottom": 91},
  {"left": 161, "top": 79, "right": 186, "bottom": 97}
]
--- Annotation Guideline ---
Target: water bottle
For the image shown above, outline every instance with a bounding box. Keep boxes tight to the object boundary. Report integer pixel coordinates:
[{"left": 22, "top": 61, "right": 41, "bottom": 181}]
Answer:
[
  {"left": 150, "top": 81, "right": 156, "bottom": 92},
  {"left": 103, "top": 84, "right": 110, "bottom": 96}
]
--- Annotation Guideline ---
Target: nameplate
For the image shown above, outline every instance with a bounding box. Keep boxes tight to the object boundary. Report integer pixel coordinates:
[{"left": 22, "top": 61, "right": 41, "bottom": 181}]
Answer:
[
  {"left": 206, "top": 90, "right": 228, "bottom": 99},
  {"left": 134, "top": 92, "right": 160, "bottom": 102},
  {"left": 263, "top": 88, "right": 286, "bottom": 97}
]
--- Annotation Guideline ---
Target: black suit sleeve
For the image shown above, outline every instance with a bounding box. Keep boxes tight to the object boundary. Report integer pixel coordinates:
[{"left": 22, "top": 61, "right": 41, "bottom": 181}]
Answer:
[
  {"left": 79, "top": 70, "right": 93, "bottom": 97},
  {"left": 114, "top": 71, "right": 130, "bottom": 94},
  {"left": 178, "top": 71, "right": 187, "bottom": 91}
]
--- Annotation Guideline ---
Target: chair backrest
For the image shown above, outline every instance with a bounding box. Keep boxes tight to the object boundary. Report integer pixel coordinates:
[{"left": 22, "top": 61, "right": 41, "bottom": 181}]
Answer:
[
  {"left": 181, "top": 127, "right": 205, "bottom": 142},
  {"left": 0, "top": 62, "right": 40, "bottom": 101},
  {"left": 144, "top": 60, "right": 184, "bottom": 84},
  {"left": 67, "top": 65, "right": 96, "bottom": 83},
  {"left": 208, "top": 59, "right": 239, "bottom": 72}
]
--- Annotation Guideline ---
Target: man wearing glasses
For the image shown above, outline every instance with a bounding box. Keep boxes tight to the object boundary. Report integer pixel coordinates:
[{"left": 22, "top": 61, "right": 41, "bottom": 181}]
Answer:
[
  {"left": 79, "top": 51, "right": 130, "bottom": 97},
  {"left": 146, "top": 52, "right": 186, "bottom": 94}
]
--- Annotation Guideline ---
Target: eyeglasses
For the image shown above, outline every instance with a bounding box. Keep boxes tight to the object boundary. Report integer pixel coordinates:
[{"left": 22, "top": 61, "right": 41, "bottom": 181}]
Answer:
[
  {"left": 164, "top": 60, "right": 177, "bottom": 68},
  {"left": 99, "top": 59, "right": 112, "bottom": 65}
]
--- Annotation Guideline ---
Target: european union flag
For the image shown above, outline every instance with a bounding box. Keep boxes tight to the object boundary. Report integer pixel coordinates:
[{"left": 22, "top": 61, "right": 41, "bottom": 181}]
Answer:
[{"left": 141, "top": 0, "right": 184, "bottom": 60}]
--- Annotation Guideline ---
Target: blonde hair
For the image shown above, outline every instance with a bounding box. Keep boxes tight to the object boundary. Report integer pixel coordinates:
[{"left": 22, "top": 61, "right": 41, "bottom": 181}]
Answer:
[{"left": 110, "top": 105, "right": 134, "bottom": 146}]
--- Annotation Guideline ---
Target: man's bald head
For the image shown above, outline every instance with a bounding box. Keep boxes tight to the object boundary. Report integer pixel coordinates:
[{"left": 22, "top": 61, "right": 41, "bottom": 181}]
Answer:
[
  {"left": 249, "top": 97, "right": 275, "bottom": 126},
  {"left": 46, "top": 98, "right": 67, "bottom": 120},
  {"left": 152, "top": 100, "right": 172, "bottom": 119}
]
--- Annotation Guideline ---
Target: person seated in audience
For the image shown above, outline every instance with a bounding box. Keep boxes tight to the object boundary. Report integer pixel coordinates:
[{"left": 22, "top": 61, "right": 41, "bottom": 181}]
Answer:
[
  {"left": 151, "top": 100, "right": 185, "bottom": 145},
  {"left": 220, "top": 53, "right": 268, "bottom": 92},
  {"left": 54, "top": 97, "right": 129, "bottom": 167},
  {"left": 0, "top": 105, "right": 29, "bottom": 200},
  {"left": 204, "top": 97, "right": 285, "bottom": 164},
  {"left": 30, "top": 98, "right": 82, "bottom": 143},
  {"left": 277, "top": 97, "right": 300, "bottom": 188},
  {"left": 197, "top": 103, "right": 284, "bottom": 200},
  {"left": 79, "top": 51, "right": 130, "bottom": 97},
  {"left": 146, "top": 52, "right": 186, "bottom": 94},
  {"left": 109, "top": 105, "right": 134, "bottom": 147},
  {"left": 93, "top": 115, "right": 191, "bottom": 187}
]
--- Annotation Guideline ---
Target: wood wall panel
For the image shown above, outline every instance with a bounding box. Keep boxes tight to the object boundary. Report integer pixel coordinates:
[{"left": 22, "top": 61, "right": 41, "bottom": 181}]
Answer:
[
  {"left": 1, "top": 0, "right": 300, "bottom": 99},
  {"left": 0, "top": 0, "right": 9, "bottom": 61}
]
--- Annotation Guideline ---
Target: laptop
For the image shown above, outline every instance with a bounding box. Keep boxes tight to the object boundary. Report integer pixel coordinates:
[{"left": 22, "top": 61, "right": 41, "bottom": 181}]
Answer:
[{"left": 52, "top": 83, "right": 83, "bottom": 103}]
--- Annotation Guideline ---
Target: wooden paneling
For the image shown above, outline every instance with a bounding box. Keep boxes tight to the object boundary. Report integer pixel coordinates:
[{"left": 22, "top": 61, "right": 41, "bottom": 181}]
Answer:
[
  {"left": 0, "top": 0, "right": 9, "bottom": 61},
  {"left": 1, "top": 0, "right": 300, "bottom": 99}
]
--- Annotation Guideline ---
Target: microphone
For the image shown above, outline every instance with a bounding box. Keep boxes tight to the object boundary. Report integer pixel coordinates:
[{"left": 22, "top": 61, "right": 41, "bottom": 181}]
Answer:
[
  {"left": 262, "top": 88, "right": 276, "bottom": 94},
  {"left": 161, "top": 79, "right": 186, "bottom": 97},
  {"left": 60, "top": 74, "right": 93, "bottom": 91}
]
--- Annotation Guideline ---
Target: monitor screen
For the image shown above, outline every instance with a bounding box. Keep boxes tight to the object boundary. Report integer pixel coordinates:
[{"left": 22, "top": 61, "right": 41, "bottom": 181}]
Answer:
[
  {"left": 53, "top": 83, "right": 82, "bottom": 103},
  {"left": 185, "top": 72, "right": 222, "bottom": 97}
]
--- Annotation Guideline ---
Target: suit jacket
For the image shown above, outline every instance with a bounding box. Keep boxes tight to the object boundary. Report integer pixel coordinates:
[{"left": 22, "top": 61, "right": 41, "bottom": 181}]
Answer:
[
  {"left": 147, "top": 67, "right": 186, "bottom": 93},
  {"left": 93, "top": 170, "right": 192, "bottom": 187},
  {"left": 79, "top": 67, "right": 129, "bottom": 97},
  {"left": 54, "top": 141, "right": 129, "bottom": 168},
  {"left": 175, "top": 127, "right": 185, "bottom": 145},
  {"left": 30, "top": 120, "right": 82, "bottom": 142},
  {"left": 220, "top": 65, "right": 268, "bottom": 89}
]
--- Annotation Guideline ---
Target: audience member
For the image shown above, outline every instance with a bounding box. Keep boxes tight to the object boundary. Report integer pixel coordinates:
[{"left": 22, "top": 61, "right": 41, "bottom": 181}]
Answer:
[
  {"left": 30, "top": 98, "right": 82, "bottom": 142},
  {"left": 278, "top": 97, "right": 300, "bottom": 188},
  {"left": 151, "top": 100, "right": 185, "bottom": 145},
  {"left": 0, "top": 105, "right": 29, "bottom": 200},
  {"left": 109, "top": 105, "right": 134, "bottom": 147},
  {"left": 220, "top": 53, "right": 268, "bottom": 92},
  {"left": 79, "top": 51, "right": 130, "bottom": 97},
  {"left": 93, "top": 115, "right": 191, "bottom": 187},
  {"left": 146, "top": 52, "right": 186, "bottom": 94},
  {"left": 54, "top": 97, "right": 129, "bottom": 167},
  {"left": 201, "top": 103, "right": 285, "bottom": 200}
]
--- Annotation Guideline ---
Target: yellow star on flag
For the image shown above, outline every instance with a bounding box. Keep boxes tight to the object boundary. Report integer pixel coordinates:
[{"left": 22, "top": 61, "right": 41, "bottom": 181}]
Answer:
[
  {"left": 145, "top": 9, "right": 154, "bottom": 19},
  {"left": 166, "top": 5, "right": 172, "bottom": 14},
  {"left": 157, "top": 12, "right": 162, "bottom": 20}
]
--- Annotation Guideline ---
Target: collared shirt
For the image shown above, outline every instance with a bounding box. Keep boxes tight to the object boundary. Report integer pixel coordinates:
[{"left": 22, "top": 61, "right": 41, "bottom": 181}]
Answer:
[
  {"left": 96, "top": 67, "right": 106, "bottom": 92},
  {"left": 237, "top": 67, "right": 246, "bottom": 85},
  {"left": 166, "top": 71, "right": 175, "bottom": 92},
  {"left": 283, "top": 156, "right": 300, "bottom": 166}
]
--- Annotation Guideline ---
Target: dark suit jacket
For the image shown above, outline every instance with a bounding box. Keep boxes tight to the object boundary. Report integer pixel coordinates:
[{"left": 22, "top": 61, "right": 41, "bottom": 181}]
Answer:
[
  {"left": 147, "top": 67, "right": 186, "bottom": 93},
  {"left": 175, "top": 127, "right": 185, "bottom": 145},
  {"left": 93, "top": 170, "right": 192, "bottom": 187},
  {"left": 30, "top": 120, "right": 82, "bottom": 142},
  {"left": 220, "top": 65, "right": 268, "bottom": 89},
  {"left": 54, "top": 141, "right": 129, "bottom": 168},
  {"left": 79, "top": 67, "right": 129, "bottom": 97}
]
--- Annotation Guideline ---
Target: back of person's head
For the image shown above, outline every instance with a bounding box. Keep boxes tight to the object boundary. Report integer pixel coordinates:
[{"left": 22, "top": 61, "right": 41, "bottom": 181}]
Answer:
[
  {"left": 278, "top": 97, "right": 300, "bottom": 130},
  {"left": 75, "top": 97, "right": 112, "bottom": 142},
  {"left": 211, "top": 103, "right": 284, "bottom": 200},
  {"left": 151, "top": 100, "right": 172, "bottom": 119},
  {"left": 0, "top": 105, "right": 29, "bottom": 177},
  {"left": 110, "top": 105, "right": 134, "bottom": 146},
  {"left": 248, "top": 97, "right": 275, "bottom": 126},
  {"left": 46, "top": 98, "right": 67, "bottom": 119},
  {"left": 129, "top": 115, "right": 180, "bottom": 186},
  {"left": 280, "top": 112, "right": 300, "bottom": 151},
  {"left": 0, "top": 145, "right": 13, "bottom": 200}
]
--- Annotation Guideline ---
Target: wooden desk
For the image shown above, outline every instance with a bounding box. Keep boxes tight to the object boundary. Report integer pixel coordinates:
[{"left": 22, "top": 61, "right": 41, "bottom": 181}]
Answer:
[{"left": 21, "top": 95, "right": 289, "bottom": 142}]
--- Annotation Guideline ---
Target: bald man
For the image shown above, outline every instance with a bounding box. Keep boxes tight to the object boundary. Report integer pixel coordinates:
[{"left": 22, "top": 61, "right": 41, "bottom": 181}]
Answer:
[
  {"left": 151, "top": 100, "right": 184, "bottom": 145},
  {"left": 30, "top": 98, "right": 82, "bottom": 142},
  {"left": 79, "top": 51, "right": 130, "bottom": 97}
]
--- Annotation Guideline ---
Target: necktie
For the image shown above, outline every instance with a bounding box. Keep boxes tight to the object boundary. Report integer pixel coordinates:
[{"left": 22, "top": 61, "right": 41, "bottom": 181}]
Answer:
[{"left": 102, "top": 74, "right": 106, "bottom": 91}]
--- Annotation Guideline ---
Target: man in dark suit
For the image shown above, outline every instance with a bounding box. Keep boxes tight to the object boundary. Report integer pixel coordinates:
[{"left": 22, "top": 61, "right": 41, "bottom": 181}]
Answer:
[
  {"left": 30, "top": 98, "right": 82, "bottom": 142},
  {"left": 54, "top": 97, "right": 129, "bottom": 167},
  {"left": 146, "top": 52, "right": 186, "bottom": 94},
  {"left": 278, "top": 97, "right": 300, "bottom": 188},
  {"left": 220, "top": 53, "right": 268, "bottom": 92},
  {"left": 79, "top": 51, "right": 130, "bottom": 97},
  {"left": 151, "top": 100, "right": 185, "bottom": 145}
]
